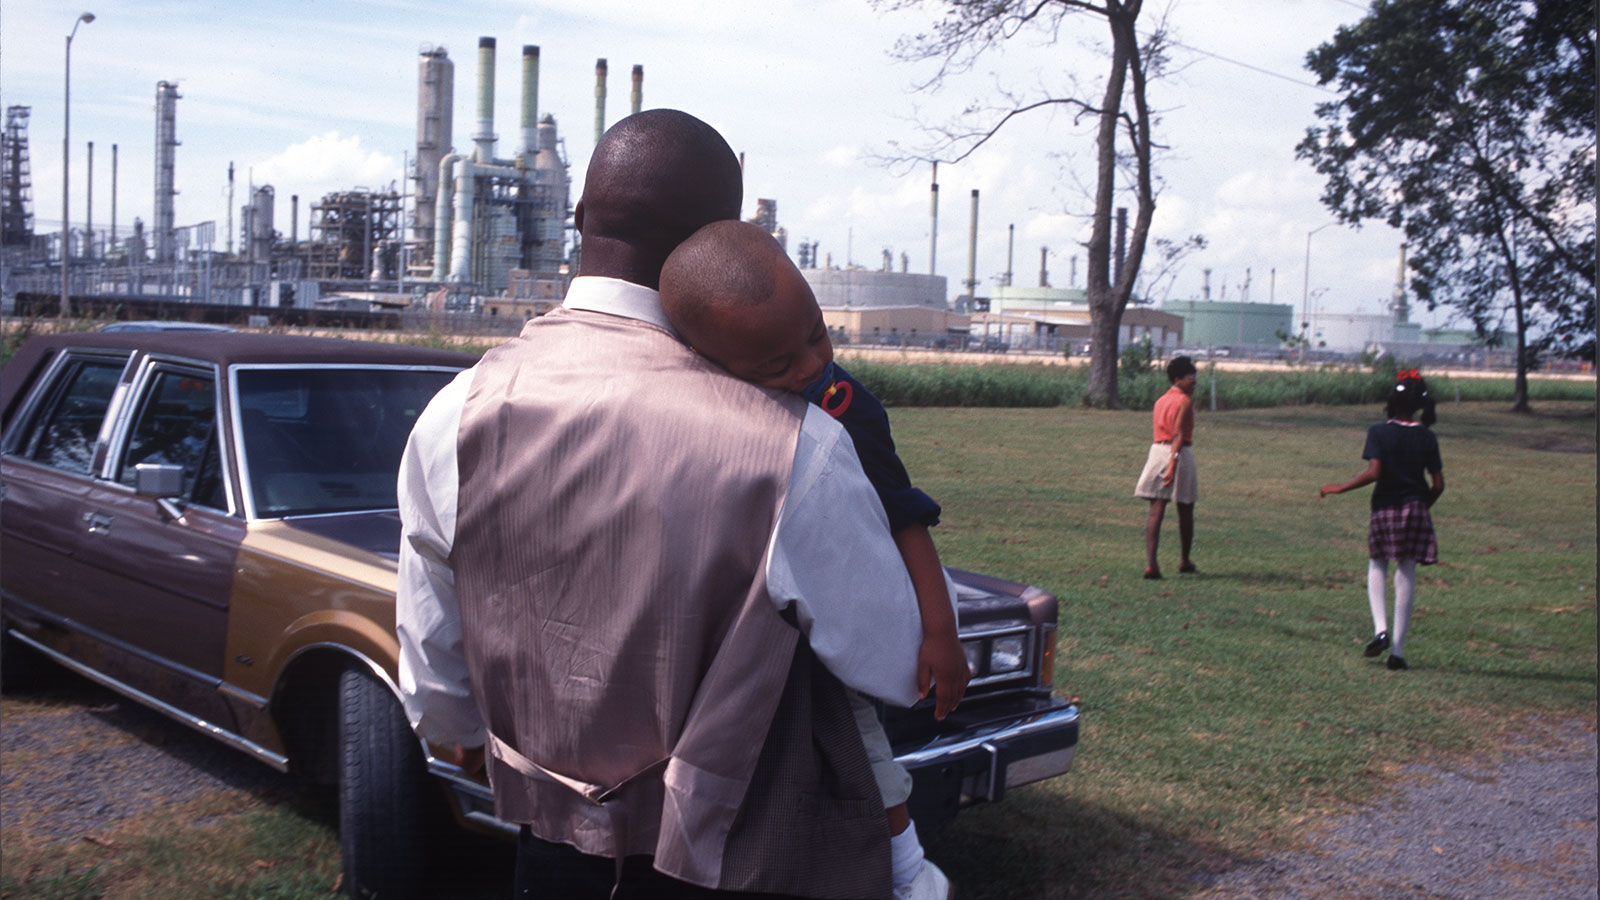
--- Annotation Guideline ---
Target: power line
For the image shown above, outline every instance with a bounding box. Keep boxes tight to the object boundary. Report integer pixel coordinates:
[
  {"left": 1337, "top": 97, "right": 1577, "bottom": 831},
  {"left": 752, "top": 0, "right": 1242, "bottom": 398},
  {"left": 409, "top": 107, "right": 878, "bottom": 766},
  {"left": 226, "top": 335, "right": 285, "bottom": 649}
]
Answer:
[{"left": 1162, "top": 37, "right": 1338, "bottom": 93}]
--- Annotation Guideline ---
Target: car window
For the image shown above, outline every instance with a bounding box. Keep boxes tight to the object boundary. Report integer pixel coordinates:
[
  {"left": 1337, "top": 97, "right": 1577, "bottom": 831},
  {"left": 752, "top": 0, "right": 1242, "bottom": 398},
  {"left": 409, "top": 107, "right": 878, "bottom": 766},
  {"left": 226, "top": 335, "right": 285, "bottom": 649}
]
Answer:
[
  {"left": 117, "top": 370, "right": 224, "bottom": 508},
  {"left": 236, "top": 367, "right": 456, "bottom": 517},
  {"left": 20, "top": 359, "right": 126, "bottom": 475}
]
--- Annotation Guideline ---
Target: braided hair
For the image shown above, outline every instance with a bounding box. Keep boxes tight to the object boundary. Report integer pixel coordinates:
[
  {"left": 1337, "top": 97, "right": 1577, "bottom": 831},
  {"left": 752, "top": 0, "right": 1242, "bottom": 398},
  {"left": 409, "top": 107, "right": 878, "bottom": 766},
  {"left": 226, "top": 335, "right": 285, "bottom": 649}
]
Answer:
[{"left": 1385, "top": 368, "right": 1437, "bottom": 427}]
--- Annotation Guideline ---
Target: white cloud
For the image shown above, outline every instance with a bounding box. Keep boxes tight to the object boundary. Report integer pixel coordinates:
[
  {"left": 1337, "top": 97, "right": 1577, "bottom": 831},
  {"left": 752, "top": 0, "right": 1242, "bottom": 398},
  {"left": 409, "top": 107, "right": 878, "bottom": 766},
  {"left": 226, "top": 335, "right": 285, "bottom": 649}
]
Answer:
[{"left": 253, "top": 132, "right": 401, "bottom": 193}]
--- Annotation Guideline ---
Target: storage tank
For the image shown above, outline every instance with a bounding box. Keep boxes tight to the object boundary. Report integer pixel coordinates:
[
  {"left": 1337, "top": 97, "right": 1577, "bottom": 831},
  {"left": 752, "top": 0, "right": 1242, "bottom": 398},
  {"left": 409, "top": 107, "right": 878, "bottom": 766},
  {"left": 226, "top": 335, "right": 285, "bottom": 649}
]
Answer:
[{"left": 1161, "top": 300, "right": 1293, "bottom": 348}]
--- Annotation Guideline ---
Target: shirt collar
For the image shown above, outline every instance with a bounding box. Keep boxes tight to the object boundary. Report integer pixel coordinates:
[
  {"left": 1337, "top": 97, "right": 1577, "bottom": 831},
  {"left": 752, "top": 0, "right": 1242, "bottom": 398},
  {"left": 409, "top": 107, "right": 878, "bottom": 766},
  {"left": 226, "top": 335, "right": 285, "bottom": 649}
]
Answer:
[{"left": 561, "top": 276, "right": 678, "bottom": 337}]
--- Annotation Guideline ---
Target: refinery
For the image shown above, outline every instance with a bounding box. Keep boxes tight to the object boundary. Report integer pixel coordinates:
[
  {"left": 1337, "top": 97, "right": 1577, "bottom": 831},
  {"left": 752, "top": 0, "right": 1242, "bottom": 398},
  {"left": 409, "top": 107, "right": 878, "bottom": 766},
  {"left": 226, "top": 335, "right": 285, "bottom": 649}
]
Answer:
[
  {"left": 2, "top": 38, "right": 637, "bottom": 326},
  {"left": 1, "top": 33, "right": 1480, "bottom": 363}
]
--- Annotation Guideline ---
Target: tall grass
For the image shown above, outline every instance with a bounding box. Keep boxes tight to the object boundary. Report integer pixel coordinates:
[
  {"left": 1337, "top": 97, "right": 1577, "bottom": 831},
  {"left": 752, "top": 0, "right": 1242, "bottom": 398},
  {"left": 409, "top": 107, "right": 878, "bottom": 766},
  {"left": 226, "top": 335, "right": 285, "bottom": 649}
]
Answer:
[{"left": 844, "top": 358, "right": 1595, "bottom": 410}]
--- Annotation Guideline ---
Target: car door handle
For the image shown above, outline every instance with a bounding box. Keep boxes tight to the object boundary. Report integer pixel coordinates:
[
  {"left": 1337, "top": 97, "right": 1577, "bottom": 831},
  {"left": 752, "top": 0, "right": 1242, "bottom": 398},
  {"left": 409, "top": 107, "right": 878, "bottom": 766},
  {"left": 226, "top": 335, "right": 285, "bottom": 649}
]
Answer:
[{"left": 84, "top": 512, "right": 114, "bottom": 535}]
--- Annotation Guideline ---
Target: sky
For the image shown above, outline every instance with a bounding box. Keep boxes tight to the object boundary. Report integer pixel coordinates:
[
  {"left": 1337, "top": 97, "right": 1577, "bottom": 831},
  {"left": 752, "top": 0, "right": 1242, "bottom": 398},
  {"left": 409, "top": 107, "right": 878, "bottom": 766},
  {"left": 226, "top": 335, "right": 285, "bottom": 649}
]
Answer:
[{"left": 2, "top": 0, "right": 1456, "bottom": 327}]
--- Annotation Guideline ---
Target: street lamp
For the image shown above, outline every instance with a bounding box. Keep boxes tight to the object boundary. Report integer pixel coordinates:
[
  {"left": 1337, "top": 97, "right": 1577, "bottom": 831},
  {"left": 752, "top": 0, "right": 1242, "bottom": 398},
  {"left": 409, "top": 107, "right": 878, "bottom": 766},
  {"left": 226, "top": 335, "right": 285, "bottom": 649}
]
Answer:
[
  {"left": 1301, "top": 223, "right": 1334, "bottom": 339},
  {"left": 61, "top": 11, "right": 95, "bottom": 320}
]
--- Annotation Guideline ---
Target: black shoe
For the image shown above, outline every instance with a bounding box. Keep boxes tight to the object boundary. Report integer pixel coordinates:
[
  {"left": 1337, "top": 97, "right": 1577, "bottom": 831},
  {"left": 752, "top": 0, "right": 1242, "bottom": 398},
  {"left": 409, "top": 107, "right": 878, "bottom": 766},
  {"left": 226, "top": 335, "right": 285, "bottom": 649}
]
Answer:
[
  {"left": 1364, "top": 632, "right": 1391, "bottom": 657},
  {"left": 1387, "top": 654, "right": 1408, "bottom": 670},
  {"left": 1179, "top": 562, "right": 1199, "bottom": 575}
]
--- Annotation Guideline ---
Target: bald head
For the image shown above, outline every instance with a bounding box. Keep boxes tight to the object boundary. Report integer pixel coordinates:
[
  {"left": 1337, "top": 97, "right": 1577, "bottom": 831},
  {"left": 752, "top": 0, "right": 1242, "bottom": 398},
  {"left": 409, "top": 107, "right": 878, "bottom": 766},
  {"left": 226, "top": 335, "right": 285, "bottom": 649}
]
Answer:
[
  {"left": 661, "top": 220, "right": 834, "bottom": 394},
  {"left": 575, "top": 109, "right": 743, "bottom": 286}
]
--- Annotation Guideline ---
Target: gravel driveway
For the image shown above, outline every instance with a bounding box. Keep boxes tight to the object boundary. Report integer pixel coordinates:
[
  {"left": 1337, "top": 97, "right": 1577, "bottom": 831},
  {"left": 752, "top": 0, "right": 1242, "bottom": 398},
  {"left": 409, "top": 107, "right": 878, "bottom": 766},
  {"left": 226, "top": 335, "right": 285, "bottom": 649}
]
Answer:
[
  {"left": 1193, "top": 717, "right": 1598, "bottom": 900},
  {"left": 3, "top": 674, "right": 1595, "bottom": 899}
]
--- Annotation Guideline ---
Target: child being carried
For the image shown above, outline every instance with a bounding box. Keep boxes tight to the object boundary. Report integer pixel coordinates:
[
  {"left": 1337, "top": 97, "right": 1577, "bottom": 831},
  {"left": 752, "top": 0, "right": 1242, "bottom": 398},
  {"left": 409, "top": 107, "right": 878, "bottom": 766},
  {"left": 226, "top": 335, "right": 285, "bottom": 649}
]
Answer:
[{"left": 660, "top": 220, "right": 968, "bottom": 900}]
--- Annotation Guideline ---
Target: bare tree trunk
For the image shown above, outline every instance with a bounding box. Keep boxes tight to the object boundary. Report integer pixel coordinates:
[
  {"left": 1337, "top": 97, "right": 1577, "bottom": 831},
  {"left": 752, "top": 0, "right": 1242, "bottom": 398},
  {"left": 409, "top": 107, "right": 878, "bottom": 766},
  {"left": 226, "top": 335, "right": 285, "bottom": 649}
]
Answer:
[
  {"left": 1083, "top": 7, "right": 1133, "bottom": 408},
  {"left": 1511, "top": 287, "right": 1530, "bottom": 412},
  {"left": 1492, "top": 209, "right": 1532, "bottom": 413}
]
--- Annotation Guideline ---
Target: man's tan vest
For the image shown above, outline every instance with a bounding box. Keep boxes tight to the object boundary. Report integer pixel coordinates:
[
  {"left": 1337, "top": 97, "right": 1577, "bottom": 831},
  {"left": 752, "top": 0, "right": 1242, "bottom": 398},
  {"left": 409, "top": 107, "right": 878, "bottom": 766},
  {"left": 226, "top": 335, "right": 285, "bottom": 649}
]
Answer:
[{"left": 452, "top": 307, "right": 891, "bottom": 898}]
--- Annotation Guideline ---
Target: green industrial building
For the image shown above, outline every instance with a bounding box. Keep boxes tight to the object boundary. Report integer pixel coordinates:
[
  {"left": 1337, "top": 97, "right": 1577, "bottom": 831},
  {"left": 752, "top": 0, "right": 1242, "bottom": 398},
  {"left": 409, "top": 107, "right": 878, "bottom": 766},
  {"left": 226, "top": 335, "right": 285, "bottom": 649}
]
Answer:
[{"left": 1161, "top": 300, "right": 1294, "bottom": 348}]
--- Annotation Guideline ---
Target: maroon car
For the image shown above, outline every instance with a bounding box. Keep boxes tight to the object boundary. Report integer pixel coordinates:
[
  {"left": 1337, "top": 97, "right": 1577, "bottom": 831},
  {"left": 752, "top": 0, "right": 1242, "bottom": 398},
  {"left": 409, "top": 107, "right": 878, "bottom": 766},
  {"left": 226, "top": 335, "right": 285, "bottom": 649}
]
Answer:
[{"left": 1, "top": 330, "right": 1079, "bottom": 898}]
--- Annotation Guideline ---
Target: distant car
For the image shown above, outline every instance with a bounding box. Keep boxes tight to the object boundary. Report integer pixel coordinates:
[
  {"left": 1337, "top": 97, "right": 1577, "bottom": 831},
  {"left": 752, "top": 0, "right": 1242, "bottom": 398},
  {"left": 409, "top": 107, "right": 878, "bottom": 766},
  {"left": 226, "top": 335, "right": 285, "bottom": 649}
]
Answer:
[
  {"left": 0, "top": 330, "right": 1079, "bottom": 897},
  {"left": 98, "top": 320, "right": 235, "bottom": 332}
]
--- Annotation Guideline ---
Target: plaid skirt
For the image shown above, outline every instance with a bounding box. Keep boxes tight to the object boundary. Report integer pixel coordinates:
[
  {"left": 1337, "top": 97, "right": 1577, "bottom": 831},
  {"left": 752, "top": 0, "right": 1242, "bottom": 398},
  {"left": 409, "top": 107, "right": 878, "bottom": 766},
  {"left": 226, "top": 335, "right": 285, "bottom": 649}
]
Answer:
[{"left": 1368, "top": 500, "right": 1438, "bottom": 564}]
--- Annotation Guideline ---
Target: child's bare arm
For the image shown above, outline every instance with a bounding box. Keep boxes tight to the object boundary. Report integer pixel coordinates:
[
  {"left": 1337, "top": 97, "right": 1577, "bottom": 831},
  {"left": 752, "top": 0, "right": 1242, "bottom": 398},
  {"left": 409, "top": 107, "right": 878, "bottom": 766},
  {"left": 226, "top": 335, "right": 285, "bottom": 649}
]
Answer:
[
  {"left": 1161, "top": 396, "right": 1194, "bottom": 486},
  {"left": 1320, "top": 458, "right": 1381, "bottom": 497},
  {"left": 893, "top": 523, "right": 969, "bottom": 719},
  {"left": 1426, "top": 469, "right": 1445, "bottom": 507}
]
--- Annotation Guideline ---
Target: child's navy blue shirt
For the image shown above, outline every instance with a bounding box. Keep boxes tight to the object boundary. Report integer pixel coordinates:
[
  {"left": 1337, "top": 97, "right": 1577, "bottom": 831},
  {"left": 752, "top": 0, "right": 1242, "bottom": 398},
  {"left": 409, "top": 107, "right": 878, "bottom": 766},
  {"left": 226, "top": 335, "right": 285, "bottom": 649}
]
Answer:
[{"left": 801, "top": 362, "right": 941, "bottom": 533}]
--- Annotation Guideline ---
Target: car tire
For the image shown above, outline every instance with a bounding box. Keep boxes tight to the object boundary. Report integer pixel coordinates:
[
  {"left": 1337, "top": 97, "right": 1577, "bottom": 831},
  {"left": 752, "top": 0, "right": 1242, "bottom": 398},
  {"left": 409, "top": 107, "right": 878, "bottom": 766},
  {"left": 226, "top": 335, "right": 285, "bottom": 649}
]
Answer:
[
  {"left": 0, "top": 627, "right": 39, "bottom": 691},
  {"left": 338, "top": 663, "right": 428, "bottom": 899}
]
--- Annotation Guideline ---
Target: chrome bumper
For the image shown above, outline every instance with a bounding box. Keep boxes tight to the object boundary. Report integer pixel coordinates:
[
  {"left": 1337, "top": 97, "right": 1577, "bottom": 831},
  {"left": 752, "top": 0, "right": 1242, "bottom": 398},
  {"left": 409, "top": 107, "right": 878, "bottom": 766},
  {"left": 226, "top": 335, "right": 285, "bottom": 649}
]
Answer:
[{"left": 894, "top": 701, "right": 1081, "bottom": 828}]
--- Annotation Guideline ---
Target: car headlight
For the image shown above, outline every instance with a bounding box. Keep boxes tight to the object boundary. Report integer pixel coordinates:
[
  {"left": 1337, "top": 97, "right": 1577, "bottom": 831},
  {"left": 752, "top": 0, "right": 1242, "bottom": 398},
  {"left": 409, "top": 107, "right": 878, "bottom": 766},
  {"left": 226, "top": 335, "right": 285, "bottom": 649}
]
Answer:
[
  {"left": 964, "top": 641, "right": 983, "bottom": 675},
  {"left": 990, "top": 635, "right": 1027, "bottom": 674}
]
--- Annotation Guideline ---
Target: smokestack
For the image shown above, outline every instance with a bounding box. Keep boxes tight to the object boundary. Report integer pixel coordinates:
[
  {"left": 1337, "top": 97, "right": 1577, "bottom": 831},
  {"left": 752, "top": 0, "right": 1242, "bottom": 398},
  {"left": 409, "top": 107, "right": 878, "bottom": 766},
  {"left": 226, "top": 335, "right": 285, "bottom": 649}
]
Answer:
[
  {"left": 1392, "top": 243, "right": 1410, "bottom": 323},
  {"left": 928, "top": 162, "right": 939, "bottom": 276},
  {"left": 1114, "top": 206, "right": 1128, "bottom": 285},
  {"left": 1070, "top": 255, "right": 1078, "bottom": 289},
  {"left": 474, "top": 37, "right": 497, "bottom": 163},
  {"left": 521, "top": 45, "right": 539, "bottom": 160},
  {"left": 1004, "top": 223, "right": 1014, "bottom": 287},
  {"left": 110, "top": 144, "right": 118, "bottom": 250},
  {"left": 964, "top": 189, "right": 979, "bottom": 298},
  {"left": 1203, "top": 267, "right": 1212, "bottom": 301},
  {"left": 1039, "top": 247, "right": 1049, "bottom": 288},
  {"left": 86, "top": 142, "right": 94, "bottom": 259},
  {"left": 291, "top": 194, "right": 299, "bottom": 245},
  {"left": 154, "top": 81, "right": 181, "bottom": 264},
  {"left": 631, "top": 65, "right": 643, "bottom": 116},
  {"left": 594, "top": 59, "right": 609, "bottom": 146},
  {"left": 415, "top": 45, "right": 454, "bottom": 265},
  {"left": 227, "top": 162, "right": 235, "bottom": 254}
]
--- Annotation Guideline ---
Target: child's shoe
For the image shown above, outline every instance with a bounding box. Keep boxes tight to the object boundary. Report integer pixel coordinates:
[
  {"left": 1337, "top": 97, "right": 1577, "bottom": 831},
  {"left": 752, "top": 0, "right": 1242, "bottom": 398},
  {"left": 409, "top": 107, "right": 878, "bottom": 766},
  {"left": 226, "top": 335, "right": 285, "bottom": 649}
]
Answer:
[
  {"left": 1386, "top": 654, "right": 1408, "bottom": 671},
  {"left": 894, "top": 860, "right": 953, "bottom": 900},
  {"left": 1363, "top": 632, "right": 1390, "bottom": 657}
]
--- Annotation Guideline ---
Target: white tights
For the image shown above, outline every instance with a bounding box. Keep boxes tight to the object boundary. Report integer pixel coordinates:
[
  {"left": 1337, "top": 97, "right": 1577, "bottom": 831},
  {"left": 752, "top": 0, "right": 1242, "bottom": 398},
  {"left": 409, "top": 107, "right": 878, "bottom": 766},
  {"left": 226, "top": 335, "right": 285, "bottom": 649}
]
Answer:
[{"left": 1368, "top": 558, "right": 1417, "bottom": 657}]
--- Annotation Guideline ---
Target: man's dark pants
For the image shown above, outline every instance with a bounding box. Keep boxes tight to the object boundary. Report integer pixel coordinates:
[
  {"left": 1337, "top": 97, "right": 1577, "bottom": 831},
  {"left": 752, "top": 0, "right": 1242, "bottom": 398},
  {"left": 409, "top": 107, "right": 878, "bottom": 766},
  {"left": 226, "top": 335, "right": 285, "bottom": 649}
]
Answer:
[{"left": 514, "top": 828, "right": 817, "bottom": 900}]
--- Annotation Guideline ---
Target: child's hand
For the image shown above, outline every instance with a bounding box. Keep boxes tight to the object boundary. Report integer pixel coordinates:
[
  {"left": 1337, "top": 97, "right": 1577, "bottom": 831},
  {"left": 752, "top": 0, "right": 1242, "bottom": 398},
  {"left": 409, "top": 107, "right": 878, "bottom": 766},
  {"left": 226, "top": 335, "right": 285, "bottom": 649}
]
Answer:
[
  {"left": 1319, "top": 483, "right": 1340, "bottom": 497},
  {"left": 918, "top": 630, "right": 971, "bottom": 720},
  {"left": 1162, "top": 462, "right": 1177, "bottom": 487}
]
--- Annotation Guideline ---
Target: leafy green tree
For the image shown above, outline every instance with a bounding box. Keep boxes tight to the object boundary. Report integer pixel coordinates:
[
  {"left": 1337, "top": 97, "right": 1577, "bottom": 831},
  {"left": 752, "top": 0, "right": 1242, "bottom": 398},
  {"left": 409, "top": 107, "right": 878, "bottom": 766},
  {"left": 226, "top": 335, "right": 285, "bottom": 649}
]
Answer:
[
  {"left": 1297, "top": 0, "right": 1596, "bottom": 411},
  {"left": 876, "top": 0, "right": 1164, "bottom": 408}
]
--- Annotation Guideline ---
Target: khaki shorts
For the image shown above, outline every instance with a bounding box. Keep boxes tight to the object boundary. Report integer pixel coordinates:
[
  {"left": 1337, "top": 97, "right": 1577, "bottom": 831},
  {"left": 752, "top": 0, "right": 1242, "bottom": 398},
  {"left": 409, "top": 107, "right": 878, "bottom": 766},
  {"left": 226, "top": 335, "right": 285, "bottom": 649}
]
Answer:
[
  {"left": 847, "top": 690, "right": 912, "bottom": 807},
  {"left": 1134, "top": 443, "right": 1197, "bottom": 505}
]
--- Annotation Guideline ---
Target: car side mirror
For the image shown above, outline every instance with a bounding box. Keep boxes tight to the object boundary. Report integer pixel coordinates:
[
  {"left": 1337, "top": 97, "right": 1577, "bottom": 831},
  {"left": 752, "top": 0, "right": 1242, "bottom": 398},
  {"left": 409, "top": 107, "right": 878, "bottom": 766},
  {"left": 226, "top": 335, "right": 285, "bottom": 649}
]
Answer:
[{"left": 134, "top": 463, "right": 185, "bottom": 498}]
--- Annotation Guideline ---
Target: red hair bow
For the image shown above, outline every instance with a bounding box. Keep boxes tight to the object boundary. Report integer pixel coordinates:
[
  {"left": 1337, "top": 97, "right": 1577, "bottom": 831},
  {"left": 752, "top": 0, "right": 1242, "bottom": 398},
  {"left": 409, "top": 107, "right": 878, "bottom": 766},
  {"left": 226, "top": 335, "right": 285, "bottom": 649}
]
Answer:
[{"left": 1396, "top": 368, "right": 1420, "bottom": 382}]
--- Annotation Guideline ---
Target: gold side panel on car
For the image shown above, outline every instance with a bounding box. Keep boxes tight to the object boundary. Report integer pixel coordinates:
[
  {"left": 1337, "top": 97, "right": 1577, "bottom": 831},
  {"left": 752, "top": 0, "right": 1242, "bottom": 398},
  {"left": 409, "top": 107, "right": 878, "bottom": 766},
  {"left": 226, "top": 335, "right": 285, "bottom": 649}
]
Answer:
[{"left": 224, "top": 520, "right": 401, "bottom": 701}]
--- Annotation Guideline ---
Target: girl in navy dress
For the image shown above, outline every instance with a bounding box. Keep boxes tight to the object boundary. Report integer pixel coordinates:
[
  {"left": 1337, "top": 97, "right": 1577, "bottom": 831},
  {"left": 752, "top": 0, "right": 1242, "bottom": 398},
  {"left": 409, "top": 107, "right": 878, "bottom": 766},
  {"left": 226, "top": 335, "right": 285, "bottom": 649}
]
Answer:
[{"left": 1319, "top": 370, "right": 1445, "bottom": 670}]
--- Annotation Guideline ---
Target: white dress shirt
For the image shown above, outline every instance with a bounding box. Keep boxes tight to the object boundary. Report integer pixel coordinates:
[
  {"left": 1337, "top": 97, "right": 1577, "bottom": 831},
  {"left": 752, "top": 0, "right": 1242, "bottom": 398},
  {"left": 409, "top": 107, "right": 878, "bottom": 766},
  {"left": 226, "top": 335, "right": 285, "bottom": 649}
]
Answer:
[{"left": 396, "top": 277, "right": 927, "bottom": 748}]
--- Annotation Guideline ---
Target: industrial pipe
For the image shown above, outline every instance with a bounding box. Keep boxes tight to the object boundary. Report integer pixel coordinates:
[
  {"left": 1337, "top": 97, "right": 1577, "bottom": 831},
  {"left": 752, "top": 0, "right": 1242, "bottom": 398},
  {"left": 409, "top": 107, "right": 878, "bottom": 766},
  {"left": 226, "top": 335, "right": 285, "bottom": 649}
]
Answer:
[
  {"left": 964, "top": 189, "right": 979, "bottom": 299},
  {"left": 594, "top": 58, "right": 608, "bottom": 146},
  {"left": 631, "top": 64, "right": 643, "bottom": 115},
  {"left": 1005, "top": 223, "right": 1014, "bottom": 287},
  {"left": 928, "top": 162, "right": 939, "bottom": 276},
  {"left": 86, "top": 142, "right": 94, "bottom": 259},
  {"left": 450, "top": 158, "right": 476, "bottom": 281},
  {"left": 434, "top": 153, "right": 462, "bottom": 280}
]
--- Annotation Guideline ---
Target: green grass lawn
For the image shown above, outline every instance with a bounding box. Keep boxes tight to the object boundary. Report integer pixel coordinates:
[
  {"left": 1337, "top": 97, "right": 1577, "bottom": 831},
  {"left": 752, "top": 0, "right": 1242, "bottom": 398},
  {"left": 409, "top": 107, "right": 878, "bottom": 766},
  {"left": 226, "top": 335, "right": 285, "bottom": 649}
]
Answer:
[
  {"left": 3, "top": 400, "right": 1593, "bottom": 899},
  {"left": 903, "top": 400, "right": 1597, "bottom": 898}
]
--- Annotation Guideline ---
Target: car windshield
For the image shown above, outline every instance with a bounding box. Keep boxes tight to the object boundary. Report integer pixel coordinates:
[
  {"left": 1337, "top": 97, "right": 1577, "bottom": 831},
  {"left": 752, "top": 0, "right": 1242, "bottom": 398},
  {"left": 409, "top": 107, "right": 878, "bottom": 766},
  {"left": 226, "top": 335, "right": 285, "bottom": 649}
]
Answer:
[{"left": 236, "top": 367, "right": 457, "bottom": 518}]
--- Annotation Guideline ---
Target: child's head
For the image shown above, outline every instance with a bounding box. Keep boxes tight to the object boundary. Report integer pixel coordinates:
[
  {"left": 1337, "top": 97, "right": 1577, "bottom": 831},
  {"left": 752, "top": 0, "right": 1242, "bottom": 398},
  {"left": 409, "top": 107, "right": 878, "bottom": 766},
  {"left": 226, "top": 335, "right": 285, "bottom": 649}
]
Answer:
[
  {"left": 660, "top": 220, "right": 833, "bottom": 393},
  {"left": 1166, "top": 356, "right": 1197, "bottom": 385},
  {"left": 1385, "top": 368, "right": 1437, "bottom": 425}
]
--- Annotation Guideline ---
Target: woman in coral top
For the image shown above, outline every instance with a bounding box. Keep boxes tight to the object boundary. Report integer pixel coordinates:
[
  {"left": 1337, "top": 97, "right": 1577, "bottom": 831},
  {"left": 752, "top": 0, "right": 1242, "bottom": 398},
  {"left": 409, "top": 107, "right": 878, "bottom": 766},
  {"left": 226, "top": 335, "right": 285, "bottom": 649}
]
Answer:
[{"left": 1134, "top": 356, "right": 1199, "bottom": 579}]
